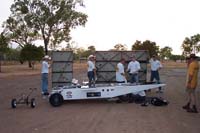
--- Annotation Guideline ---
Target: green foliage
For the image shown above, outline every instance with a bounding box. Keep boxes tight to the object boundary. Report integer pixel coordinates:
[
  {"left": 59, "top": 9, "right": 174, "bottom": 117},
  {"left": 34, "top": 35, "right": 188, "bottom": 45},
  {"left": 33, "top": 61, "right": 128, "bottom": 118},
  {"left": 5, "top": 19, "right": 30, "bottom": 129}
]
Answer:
[
  {"left": 113, "top": 44, "right": 127, "bottom": 51},
  {"left": 5, "top": 0, "right": 88, "bottom": 55},
  {"left": 181, "top": 34, "right": 200, "bottom": 56},
  {"left": 4, "top": 48, "right": 21, "bottom": 61},
  {"left": 73, "top": 45, "right": 96, "bottom": 60},
  {"left": 20, "top": 45, "right": 44, "bottom": 61},
  {"left": 160, "top": 46, "right": 172, "bottom": 60},
  {"left": 132, "top": 40, "right": 159, "bottom": 57},
  {"left": 0, "top": 32, "right": 9, "bottom": 54},
  {"left": 170, "top": 54, "right": 185, "bottom": 62}
]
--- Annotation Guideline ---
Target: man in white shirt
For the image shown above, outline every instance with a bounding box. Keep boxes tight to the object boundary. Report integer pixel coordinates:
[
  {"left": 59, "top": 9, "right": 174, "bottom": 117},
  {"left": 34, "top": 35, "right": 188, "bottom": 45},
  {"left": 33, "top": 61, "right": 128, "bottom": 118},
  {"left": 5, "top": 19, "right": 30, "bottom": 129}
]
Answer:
[
  {"left": 41, "top": 55, "right": 51, "bottom": 95},
  {"left": 87, "top": 55, "right": 96, "bottom": 87},
  {"left": 149, "top": 55, "right": 163, "bottom": 92},
  {"left": 127, "top": 56, "right": 141, "bottom": 84},
  {"left": 116, "top": 58, "right": 126, "bottom": 83}
]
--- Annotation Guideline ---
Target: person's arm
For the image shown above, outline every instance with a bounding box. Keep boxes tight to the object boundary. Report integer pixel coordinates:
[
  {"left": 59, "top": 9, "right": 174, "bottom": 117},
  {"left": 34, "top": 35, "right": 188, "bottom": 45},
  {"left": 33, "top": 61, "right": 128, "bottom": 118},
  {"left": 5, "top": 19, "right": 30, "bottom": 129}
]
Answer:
[
  {"left": 93, "top": 66, "right": 96, "bottom": 76},
  {"left": 48, "top": 61, "right": 51, "bottom": 68},
  {"left": 137, "top": 62, "right": 141, "bottom": 72},
  {"left": 125, "top": 63, "right": 129, "bottom": 73},
  {"left": 118, "top": 64, "right": 125, "bottom": 76},
  {"left": 158, "top": 61, "right": 162, "bottom": 70}
]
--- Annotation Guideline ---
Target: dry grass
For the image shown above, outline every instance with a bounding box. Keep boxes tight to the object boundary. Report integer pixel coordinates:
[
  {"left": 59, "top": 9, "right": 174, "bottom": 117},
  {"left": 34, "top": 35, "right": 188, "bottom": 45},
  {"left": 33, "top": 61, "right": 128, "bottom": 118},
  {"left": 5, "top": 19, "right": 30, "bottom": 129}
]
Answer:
[
  {"left": 0, "top": 61, "right": 186, "bottom": 78},
  {"left": 161, "top": 61, "right": 187, "bottom": 69},
  {"left": 0, "top": 63, "right": 41, "bottom": 77}
]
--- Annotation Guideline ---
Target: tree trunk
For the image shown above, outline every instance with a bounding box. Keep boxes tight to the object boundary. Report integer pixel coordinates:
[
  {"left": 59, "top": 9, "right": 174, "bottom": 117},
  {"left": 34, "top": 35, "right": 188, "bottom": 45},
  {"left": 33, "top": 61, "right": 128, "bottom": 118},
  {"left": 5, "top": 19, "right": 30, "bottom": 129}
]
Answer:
[
  {"left": 45, "top": 43, "right": 48, "bottom": 55},
  {"left": 44, "top": 39, "right": 48, "bottom": 55},
  {"left": 28, "top": 61, "right": 32, "bottom": 68}
]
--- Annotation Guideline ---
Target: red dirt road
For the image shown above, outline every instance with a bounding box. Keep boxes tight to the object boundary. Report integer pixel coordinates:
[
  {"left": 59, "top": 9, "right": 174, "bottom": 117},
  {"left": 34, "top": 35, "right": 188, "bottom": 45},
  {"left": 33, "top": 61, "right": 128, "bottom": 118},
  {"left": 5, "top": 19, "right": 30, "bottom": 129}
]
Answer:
[{"left": 0, "top": 64, "right": 200, "bottom": 133}]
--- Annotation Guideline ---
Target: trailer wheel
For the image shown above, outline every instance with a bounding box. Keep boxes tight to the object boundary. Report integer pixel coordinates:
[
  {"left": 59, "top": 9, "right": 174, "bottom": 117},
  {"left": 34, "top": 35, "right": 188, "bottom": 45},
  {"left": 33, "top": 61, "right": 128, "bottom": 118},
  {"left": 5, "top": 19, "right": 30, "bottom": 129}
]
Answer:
[
  {"left": 11, "top": 99, "right": 17, "bottom": 108},
  {"left": 49, "top": 93, "right": 63, "bottom": 107},
  {"left": 30, "top": 98, "right": 36, "bottom": 108}
]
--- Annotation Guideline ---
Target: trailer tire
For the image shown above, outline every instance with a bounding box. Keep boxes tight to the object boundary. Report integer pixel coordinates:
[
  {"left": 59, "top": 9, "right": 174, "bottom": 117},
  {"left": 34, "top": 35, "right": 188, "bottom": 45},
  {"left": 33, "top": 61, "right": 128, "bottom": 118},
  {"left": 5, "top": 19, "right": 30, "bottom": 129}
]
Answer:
[
  {"left": 11, "top": 99, "right": 17, "bottom": 108},
  {"left": 30, "top": 98, "right": 36, "bottom": 108},
  {"left": 49, "top": 93, "right": 63, "bottom": 107}
]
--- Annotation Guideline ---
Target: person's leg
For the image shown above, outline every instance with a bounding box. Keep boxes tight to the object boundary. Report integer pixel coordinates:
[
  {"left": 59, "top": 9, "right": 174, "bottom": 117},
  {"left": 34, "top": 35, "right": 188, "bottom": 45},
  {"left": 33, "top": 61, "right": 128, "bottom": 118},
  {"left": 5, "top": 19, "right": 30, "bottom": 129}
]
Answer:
[
  {"left": 41, "top": 74, "right": 45, "bottom": 94},
  {"left": 150, "top": 71, "right": 154, "bottom": 82},
  {"left": 91, "top": 71, "right": 95, "bottom": 87},
  {"left": 42, "top": 73, "right": 48, "bottom": 95},
  {"left": 155, "top": 71, "right": 162, "bottom": 91},
  {"left": 187, "top": 90, "right": 198, "bottom": 113},
  {"left": 190, "top": 91, "right": 198, "bottom": 111},
  {"left": 44, "top": 73, "right": 48, "bottom": 94},
  {"left": 88, "top": 71, "right": 92, "bottom": 87},
  {"left": 135, "top": 73, "right": 139, "bottom": 84},
  {"left": 130, "top": 74, "right": 134, "bottom": 83},
  {"left": 88, "top": 71, "right": 94, "bottom": 88},
  {"left": 183, "top": 91, "right": 191, "bottom": 109},
  {"left": 148, "top": 71, "right": 155, "bottom": 92}
]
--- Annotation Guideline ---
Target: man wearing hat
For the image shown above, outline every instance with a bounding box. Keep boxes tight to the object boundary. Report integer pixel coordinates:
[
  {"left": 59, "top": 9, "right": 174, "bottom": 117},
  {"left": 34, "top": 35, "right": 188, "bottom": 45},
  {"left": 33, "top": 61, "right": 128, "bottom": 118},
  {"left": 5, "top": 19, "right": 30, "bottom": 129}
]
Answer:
[
  {"left": 87, "top": 55, "right": 96, "bottom": 87},
  {"left": 41, "top": 55, "right": 51, "bottom": 96},
  {"left": 183, "top": 54, "right": 199, "bottom": 113}
]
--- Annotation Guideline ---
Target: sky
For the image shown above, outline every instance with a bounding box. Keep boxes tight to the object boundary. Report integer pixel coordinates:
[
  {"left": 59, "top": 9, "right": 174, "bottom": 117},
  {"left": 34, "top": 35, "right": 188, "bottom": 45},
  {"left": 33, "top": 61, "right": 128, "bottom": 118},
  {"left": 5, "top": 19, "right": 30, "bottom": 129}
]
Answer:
[{"left": 1, "top": 0, "right": 200, "bottom": 54}]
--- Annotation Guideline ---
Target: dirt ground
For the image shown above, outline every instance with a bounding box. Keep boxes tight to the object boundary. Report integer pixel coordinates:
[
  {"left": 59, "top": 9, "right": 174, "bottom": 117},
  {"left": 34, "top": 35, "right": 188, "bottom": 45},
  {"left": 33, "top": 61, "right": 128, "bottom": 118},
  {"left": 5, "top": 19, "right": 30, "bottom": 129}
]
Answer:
[{"left": 1, "top": 62, "right": 200, "bottom": 133}]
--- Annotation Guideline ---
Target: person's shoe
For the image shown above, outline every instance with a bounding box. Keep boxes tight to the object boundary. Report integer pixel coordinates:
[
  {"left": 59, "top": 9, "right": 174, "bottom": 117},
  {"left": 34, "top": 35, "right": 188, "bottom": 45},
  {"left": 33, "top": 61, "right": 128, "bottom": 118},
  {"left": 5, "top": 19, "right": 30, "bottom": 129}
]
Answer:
[
  {"left": 182, "top": 103, "right": 190, "bottom": 110},
  {"left": 187, "top": 105, "right": 198, "bottom": 113},
  {"left": 141, "top": 102, "right": 149, "bottom": 107},
  {"left": 44, "top": 92, "right": 49, "bottom": 96}
]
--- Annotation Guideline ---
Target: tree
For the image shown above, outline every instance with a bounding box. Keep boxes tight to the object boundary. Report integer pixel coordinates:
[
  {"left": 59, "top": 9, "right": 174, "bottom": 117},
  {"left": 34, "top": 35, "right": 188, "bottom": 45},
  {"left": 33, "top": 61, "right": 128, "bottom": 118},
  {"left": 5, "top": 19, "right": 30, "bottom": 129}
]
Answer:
[
  {"left": 132, "top": 40, "right": 159, "bottom": 57},
  {"left": 20, "top": 45, "right": 44, "bottom": 68},
  {"left": 170, "top": 54, "right": 185, "bottom": 62},
  {"left": 181, "top": 34, "right": 200, "bottom": 56},
  {"left": 72, "top": 45, "right": 96, "bottom": 60},
  {"left": 4, "top": 0, "right": 88, "bottom": 55},
  {"left": 5, "top": 47, "right": 21, "bottom": 61},
  {"left": 113, "top": 44, "right": 127, "bottom": 51},
  {"left": 160, "top": 46, "right": 172, "bottom": 60},
  {"left": 0, "top": 32, "right": 9, "bottom": 53},
  {"left": 74, "top": 47, "right": 86, "bottom": 60},
  {"left": 88, "top": 45, "right": 96, "bottom": 53},
  {"left": 3, "top": 6, "right": 38, "bottom": 48}
]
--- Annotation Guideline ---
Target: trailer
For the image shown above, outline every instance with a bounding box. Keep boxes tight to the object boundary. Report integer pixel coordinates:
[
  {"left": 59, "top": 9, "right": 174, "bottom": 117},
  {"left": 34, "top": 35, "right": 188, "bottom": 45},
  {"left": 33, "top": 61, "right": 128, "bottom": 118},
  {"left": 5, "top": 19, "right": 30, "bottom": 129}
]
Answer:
[{"left": 49, "top": 83, "right": 165, "bottom": 107}]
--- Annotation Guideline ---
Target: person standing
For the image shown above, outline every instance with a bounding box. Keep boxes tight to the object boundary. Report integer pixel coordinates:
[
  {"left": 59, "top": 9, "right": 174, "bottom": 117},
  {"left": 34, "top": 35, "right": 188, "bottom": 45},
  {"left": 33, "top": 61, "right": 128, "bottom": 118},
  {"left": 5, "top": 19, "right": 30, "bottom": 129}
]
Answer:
[
  {"left": 41, "top": 55, "right": 51, "bottom": 96},
  {"left": 183, "top": 54, "right": 199, "bottom": 113},
  {"left": 149, "top": 55, "right": 163, "bottom": 92},
  {"left": 87, "top": 55, "right": 96, "bottom": 87},
  {"left": 127, "top": 56, "right": 141, "bottom": 84},
  {"left": 116, "top": 58, "right": 126, "bottom": 83}
]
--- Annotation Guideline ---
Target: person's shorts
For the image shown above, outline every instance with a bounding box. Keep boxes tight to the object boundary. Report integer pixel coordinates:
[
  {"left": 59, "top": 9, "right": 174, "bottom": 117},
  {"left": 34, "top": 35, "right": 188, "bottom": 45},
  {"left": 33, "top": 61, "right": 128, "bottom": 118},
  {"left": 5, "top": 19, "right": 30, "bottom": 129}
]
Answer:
[{"left": 186, "top": 88, "right": 196, "bottom": 93}]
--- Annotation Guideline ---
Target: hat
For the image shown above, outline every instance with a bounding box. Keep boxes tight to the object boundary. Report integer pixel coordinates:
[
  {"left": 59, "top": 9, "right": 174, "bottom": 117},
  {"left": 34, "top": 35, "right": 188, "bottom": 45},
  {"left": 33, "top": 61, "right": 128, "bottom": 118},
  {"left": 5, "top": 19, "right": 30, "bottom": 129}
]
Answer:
[
  {"left": 43, "top": 55, "right": 51, "bottom": 60},
  {"left": 189, "top": 54, "right": 198, "bottom": 59},
  {"left": 88, "top": 54, "right": 95, "bottom": 59}
]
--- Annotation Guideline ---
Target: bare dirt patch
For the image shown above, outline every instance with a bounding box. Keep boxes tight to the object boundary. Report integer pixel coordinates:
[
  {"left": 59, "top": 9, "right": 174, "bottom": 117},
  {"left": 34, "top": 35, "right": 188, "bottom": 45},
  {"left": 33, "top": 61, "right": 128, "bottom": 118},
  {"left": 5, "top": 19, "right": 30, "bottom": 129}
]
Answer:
[{"left": 0, "top": 62, "right": 200, "bottom": 133}]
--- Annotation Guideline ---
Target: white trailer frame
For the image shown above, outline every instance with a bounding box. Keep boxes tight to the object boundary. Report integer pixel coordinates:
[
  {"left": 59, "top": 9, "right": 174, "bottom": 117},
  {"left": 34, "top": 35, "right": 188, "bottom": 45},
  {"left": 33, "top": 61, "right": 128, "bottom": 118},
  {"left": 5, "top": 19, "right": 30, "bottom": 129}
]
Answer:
[{"left": 49, "top": 83, "right": 165, "bottom": 107}]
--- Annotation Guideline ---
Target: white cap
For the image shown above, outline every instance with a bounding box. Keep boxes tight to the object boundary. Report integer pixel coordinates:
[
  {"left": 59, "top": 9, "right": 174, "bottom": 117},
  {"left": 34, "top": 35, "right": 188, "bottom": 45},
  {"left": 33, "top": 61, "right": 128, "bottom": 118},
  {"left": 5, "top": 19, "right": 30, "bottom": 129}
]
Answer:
[
  {"left": 44, "top": 55, "right": 51, "bottom": 60},
  {"left": 88, "top": 54, "right": 94, "bottom": 59}
]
